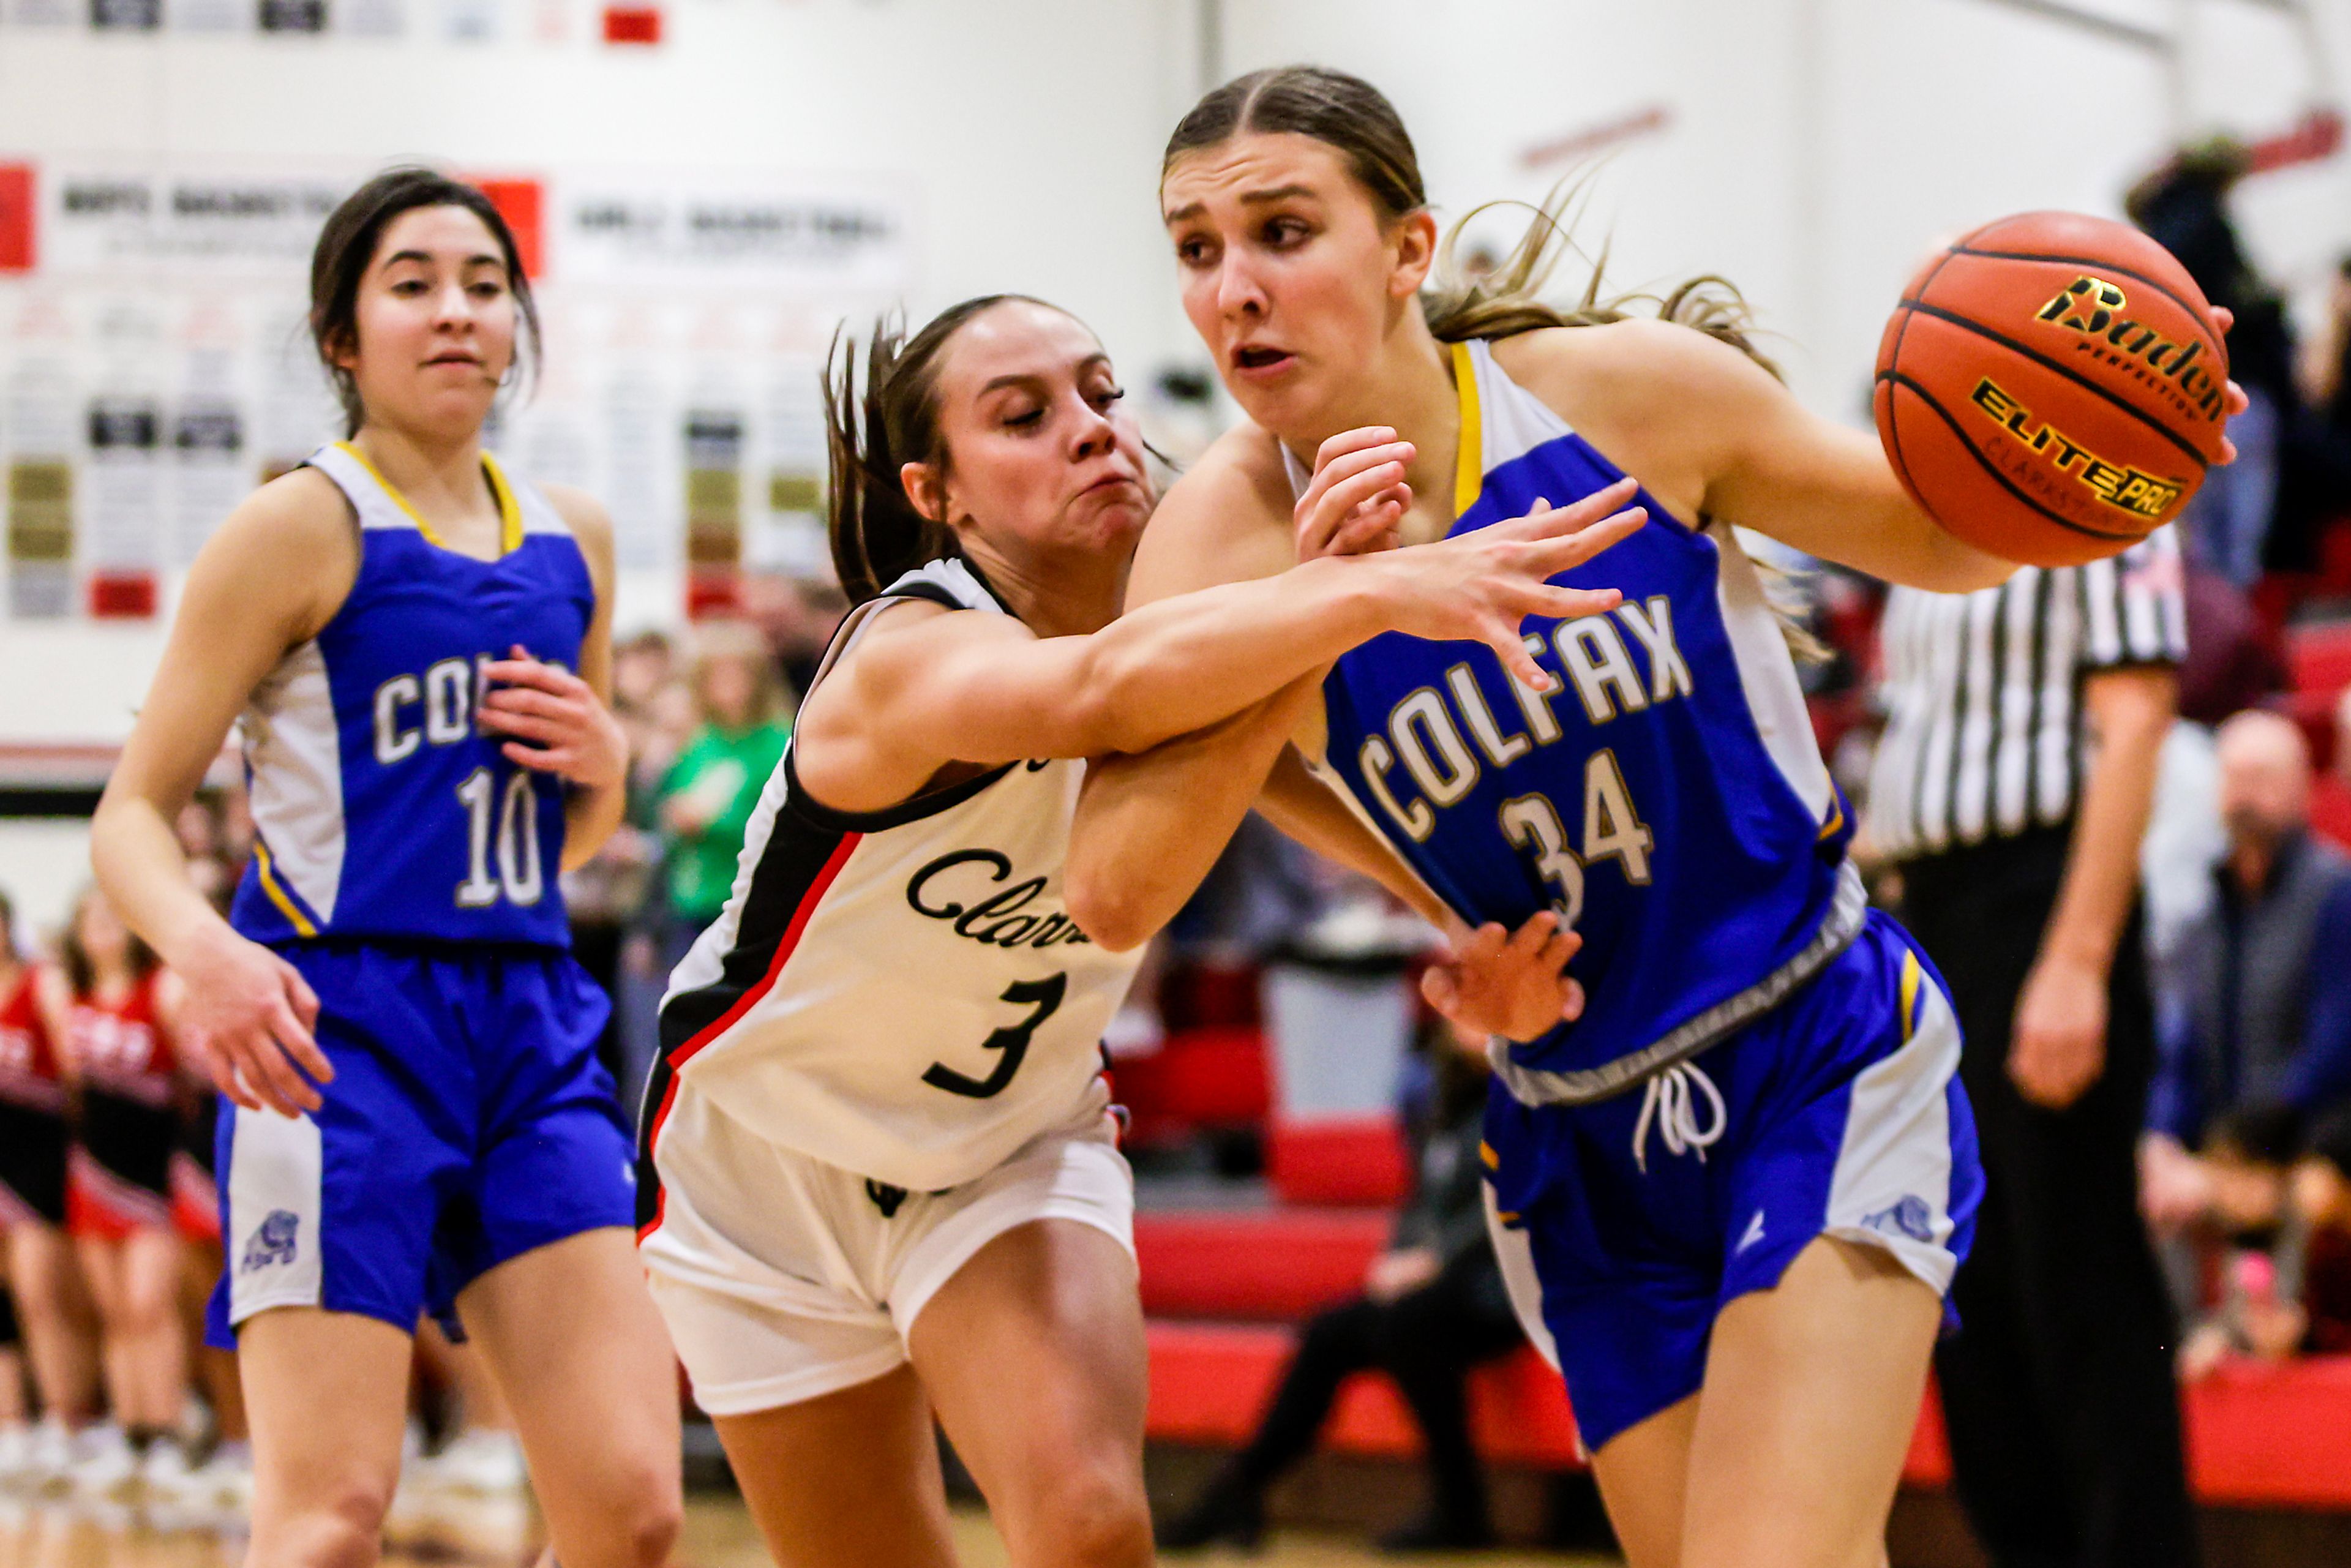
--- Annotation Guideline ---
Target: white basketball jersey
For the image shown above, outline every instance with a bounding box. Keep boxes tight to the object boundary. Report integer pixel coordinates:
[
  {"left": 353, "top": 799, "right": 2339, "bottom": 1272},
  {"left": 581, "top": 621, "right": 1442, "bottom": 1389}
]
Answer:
[{"left": 648, "top": 559, "right": 1146, "bottom": 1193}]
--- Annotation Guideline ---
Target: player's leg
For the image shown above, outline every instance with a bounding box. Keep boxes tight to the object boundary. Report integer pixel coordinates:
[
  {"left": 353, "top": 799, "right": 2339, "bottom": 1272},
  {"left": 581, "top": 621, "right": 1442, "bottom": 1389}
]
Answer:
[
  {"left": 7, "top": 1223, "right": 97, "bottom": 1426},
  {"left": 710, "top": 1366, "right": 959, "bottom": 1568},
  {"left": 1586, "top": 1396, "right": 1700, "bottom": 1568},
  {"left": 909, "top": 1218, "right": 1153, "bottom": 1568},
  {"left": 238, "top": 1307, "right": 413, "bottom": 1568},
  {"left": 1678, "top": 1236, "right": 1941, "bottom": 1568},
  {"left": 114, "top": 1227, "right": 186, "bottom": 1430},
  {"left": 455, "top": 1229, "right": 681, "bottom": 1568},
  {"left": 73, "top": 1234, "right": 138, "bottom": 1423}
]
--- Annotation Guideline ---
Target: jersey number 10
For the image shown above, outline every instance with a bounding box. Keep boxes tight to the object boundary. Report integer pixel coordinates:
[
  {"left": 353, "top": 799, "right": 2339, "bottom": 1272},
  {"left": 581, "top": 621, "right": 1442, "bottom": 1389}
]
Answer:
[{"left": 455, "top": 767, "right": 547, "bottom": 909}]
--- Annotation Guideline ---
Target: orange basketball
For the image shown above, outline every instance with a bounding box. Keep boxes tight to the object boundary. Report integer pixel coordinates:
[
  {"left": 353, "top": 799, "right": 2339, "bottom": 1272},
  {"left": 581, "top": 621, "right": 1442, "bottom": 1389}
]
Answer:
[{"left": 1873, "top": 211, "right": 2230, "bottom": 568}]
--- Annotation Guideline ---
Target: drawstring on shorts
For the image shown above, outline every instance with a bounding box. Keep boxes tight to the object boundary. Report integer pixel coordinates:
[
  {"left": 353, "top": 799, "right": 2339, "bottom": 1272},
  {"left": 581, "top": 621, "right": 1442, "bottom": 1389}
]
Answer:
[{"left": 1630, "top": 1060, "right": 1727, "bottom": 1175}]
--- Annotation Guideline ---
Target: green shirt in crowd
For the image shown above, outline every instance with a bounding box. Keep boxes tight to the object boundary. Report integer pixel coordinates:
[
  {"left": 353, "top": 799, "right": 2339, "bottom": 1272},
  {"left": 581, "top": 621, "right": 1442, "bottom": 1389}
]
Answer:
[{"left": 661, "top": 720, "right": 790, "bottom": 923}]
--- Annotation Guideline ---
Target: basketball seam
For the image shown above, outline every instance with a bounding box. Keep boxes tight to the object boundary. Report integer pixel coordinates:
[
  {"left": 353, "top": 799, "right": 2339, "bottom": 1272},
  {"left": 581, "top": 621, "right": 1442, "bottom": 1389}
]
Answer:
[
  {"left": 1875, "top": 370, "right": 2145, "bottom": 544},
  {"left": 1946, "top": 246, "right": 2223, "bottom": 356},
  {"left": 1882, "top": 246, "right": 1966, "bottom": 505},
  {"left": 1894, "top": 298, "right": 2212, "bottom": 468}
]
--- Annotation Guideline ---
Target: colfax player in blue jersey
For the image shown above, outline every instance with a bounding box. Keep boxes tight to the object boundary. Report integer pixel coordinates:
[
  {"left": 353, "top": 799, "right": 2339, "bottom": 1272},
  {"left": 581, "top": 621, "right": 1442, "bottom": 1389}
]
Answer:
[
  {"left": 1087, "top": 69, "right": 2249, "bottom": 1568},
  {"left": 91, "top": 170, "right": 678, "bottom": 1568}
]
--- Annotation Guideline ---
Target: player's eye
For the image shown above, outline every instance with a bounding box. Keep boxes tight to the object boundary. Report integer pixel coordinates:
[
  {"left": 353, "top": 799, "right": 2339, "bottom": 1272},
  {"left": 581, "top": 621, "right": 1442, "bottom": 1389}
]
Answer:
[
  {"left": 1262, "top": 217, "right": 1311, "bottom": 249},
  {"left": 1174, "top": 236, "right": 1215, "bottom": 267},
  {"left": 1003, "top": 406, "right": 1045, "bottom": 429}
]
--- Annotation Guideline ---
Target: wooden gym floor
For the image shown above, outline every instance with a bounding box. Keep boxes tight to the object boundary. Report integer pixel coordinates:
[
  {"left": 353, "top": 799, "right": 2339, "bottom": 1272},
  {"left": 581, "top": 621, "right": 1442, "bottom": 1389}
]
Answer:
[{"left": 0, "top": 1492, "right": 1624, "bottom": 1567}]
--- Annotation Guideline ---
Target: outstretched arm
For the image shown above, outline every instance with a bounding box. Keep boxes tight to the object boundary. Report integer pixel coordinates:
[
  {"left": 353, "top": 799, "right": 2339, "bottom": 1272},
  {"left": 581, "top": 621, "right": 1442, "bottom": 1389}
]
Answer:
[{"left": 804, "top": 464, "right": 1640, "bottom": 814}]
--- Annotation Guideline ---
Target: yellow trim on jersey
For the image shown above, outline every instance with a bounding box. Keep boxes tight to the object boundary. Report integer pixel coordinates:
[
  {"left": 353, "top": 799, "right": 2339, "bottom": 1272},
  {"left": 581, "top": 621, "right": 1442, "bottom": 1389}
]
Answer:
[
  {"left": 1450, "top": 341, "right": 1483, "bottom": 518},
  {"left": 334, "top": 441, "right": 520, "bottom": 558},
  {"left": 1479, "top": 1139, "right": 1499, "bottom": 1170},
  {"left": 1818, "top": 795, "right": 1846, "bottom": 841},
  {"left": 479, "top": 451, "right": 527, "bottom": 555},
  {"left": 1899, "top": 950, "right": 1922, "bottom": 1045},
  {"left": 252, "top": 841, "right": 320, "bottom": 938}
]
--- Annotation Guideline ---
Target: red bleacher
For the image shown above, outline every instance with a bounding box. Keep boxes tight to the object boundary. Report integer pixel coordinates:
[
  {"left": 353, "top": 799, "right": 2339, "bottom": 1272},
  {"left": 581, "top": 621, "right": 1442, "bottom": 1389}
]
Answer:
[{"left": 1136, "top": 1203, "right": 2351, "bottom": 1508}]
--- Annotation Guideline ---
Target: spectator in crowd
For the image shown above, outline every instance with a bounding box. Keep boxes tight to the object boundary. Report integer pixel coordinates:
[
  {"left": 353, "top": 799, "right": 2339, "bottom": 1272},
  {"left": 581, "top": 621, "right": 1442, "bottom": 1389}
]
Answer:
[
  {"left": 2130, "top": 143, "right": 2297, "bottom": 585},
  {"left": 56, "top": 888, "right": 196, "bottom": 1493},
  {"left": 1157, "top": 1026, "right": 1525, "bottom": 1553},
  {"left": 0, "top": 887, "right": 96, "bottom": 1481},
  {"left": 1867, "top": 531, "right": 2192, "bottom": 1568},
  {"left": 654, "top": 621, "right": 793, "bottom": 964},
  {"left": 2143, "top": 711, "right": 2351, "bottom": 1256}
]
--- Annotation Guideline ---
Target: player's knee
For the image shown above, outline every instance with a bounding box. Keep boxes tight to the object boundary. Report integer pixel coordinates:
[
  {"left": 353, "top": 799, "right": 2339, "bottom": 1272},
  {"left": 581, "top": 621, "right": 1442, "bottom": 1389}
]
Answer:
[
  {"left": 566, "top": 1460, "right": 683, "bottom": 1568},
  {"left": 258, "top": 1476, "right": 396, "bottom": 1568},
  {"left": 1018, "top": 1457, "right": 1152, "bottom": 1568}
]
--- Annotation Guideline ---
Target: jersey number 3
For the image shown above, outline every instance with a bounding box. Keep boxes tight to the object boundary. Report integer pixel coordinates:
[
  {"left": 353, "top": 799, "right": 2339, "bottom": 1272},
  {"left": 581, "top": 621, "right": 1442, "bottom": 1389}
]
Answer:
[{"left": 923, "top": 973, "right": 1066, "bottom": 1099}]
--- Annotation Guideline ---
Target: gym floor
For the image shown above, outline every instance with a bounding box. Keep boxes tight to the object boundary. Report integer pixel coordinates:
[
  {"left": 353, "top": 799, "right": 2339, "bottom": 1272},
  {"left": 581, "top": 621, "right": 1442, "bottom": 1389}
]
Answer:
[{"left": 0, "top": 1494, "right": 1625, "bottom": 1567}]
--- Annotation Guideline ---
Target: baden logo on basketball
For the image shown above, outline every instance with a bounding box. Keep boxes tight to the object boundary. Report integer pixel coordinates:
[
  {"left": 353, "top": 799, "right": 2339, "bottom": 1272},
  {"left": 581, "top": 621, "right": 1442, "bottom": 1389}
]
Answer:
[
  {"left": 1969, "top": 378, "right": 2184, "bottom": 520},
  {"left": 2033, "top": 274, "right": 2226, "bottom": 424}
]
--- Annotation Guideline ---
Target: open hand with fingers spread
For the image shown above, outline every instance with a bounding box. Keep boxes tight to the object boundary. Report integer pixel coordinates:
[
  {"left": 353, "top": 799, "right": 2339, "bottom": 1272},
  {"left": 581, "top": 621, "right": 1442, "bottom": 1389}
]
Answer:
[
  {"left": 1423, "top": 909, "right": 1586, "bottom": 1044},
  {"left": 479, "top": 644, "right": 628, "bottom": 790},
  {"left": 1308, "top": 454, "right": 1641, "bottom": 691}
]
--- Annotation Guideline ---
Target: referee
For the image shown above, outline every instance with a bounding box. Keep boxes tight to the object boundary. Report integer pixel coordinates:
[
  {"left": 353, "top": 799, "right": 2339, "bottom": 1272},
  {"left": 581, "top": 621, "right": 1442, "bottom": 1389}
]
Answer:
[{"left": 1867, "top": 528, "right": 2195, "bottom": 1568}]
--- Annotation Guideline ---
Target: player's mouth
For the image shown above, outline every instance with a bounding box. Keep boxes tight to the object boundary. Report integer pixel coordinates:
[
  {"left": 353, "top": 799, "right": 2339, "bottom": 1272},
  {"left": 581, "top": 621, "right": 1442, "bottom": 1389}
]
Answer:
[
  {"left": 424, "top": 351, "right": 483, "bottom": 369},
  {"left": 1230, "top": 343, "right": 1297, "bottom": 380}
]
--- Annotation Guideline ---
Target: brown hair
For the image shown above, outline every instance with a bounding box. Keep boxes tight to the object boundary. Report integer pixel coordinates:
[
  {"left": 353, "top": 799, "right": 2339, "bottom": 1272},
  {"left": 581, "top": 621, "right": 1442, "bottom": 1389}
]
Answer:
[
  {"left": 310, "top": 167, "right": 541, "bottom": 439},
  {"left": 1163, "top": 66, "right": 1774, "bottom": 371},
  {"left": 822, "top": 295, "right": 1046, "bottom": 604},
  {"left": 58, "top": 888, "right": 158, "bottom": 999}
]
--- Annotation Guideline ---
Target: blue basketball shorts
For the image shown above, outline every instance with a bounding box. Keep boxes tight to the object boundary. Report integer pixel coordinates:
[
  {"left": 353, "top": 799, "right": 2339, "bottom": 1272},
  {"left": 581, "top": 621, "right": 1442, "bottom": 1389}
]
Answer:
[
  {"left": 1481, "top": 910, "right": 1982, "bottom": 1455},
  {"left": 206, "top": 942, "right": 636, "bottom": 1348}
]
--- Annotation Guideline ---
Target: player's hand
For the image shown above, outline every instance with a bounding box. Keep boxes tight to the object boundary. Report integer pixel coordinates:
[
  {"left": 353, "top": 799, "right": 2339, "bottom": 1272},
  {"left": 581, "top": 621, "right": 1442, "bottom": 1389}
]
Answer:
[
  {"left": 480, "top": 647, "right": 628, "bottom": 790},
  {"left": 1422, "top": 910, "right": 1585, "bottom": 1043},
  {"left": 1363, "top": 479, "right": 1643, "bottom": 692},
  {"left": 2211, "top": 305, "right": 2250, "bottom": 465},
  {"left": 172, "top": 921, "right": 329, "bottom": 1118},
  {"left": 1295, "top": 426, "right": 1414, "bottom": 559},
  {"left": 2009, "top": 951, "right": 2107, "bottom": 1109}
]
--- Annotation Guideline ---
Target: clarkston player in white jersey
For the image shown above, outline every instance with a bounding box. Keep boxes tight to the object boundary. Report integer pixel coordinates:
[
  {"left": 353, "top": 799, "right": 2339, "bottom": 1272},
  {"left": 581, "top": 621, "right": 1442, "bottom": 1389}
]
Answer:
[{"left": 634, "top": 294, "right": 1641, "bottom": 1565}]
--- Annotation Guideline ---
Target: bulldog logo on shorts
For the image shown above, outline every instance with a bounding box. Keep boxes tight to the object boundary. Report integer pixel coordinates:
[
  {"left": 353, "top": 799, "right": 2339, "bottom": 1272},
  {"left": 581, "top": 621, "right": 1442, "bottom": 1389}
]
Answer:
[
  {"left": 240, "top": 1209, "right": 301, "bottom": 1274},
  {"left": 1862, "top": 1195, "right": 1935, "bottom": 1245}
]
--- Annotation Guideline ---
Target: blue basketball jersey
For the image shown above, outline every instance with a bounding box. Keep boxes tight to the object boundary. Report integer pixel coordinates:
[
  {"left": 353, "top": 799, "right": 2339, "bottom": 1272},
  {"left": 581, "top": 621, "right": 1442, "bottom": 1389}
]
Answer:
[
  {"left": 1311, "top": 339, "right": 1865, "bottom": 1103},
  {"left": 227, "top": 443, "right": 594, "bottom": 949}
]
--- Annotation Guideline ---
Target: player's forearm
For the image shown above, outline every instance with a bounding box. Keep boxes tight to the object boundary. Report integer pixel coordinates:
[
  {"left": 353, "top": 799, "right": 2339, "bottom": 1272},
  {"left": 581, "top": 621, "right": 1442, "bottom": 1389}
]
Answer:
[
  {"left": 560, "top": 776, "right": 628, "bottom": 872},
  {"left": 89, "top": 790, "right": 238, "bottom": 969},
  {"left": 1065, "top": 683, "right": 1314, "bottom": 952},
  {"left": 1067, "top": 557, "right": 1394, "bottom": 757},
  {"left": 2040, "top": 673, "right": 2174, "bottom": 973}
]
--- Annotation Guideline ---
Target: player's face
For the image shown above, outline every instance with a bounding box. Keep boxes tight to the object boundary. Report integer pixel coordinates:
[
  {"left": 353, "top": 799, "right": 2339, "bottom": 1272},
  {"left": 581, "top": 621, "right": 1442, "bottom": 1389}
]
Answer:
[
  {"left": 909, "top": 301, "right": 1151, "bottom": 563},
  {"left": 340, "top": 204, "right": 519, "bottom": 440},
  {"left": 1163, "top": 133, "right": 1422, "bottom": 437}
]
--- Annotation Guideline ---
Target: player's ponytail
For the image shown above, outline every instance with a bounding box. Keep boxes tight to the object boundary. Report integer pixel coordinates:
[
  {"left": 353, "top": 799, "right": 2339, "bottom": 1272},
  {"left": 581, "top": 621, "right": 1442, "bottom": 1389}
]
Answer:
[{"left": 822, "top": 295, "right": 1042, "bottom": 605}]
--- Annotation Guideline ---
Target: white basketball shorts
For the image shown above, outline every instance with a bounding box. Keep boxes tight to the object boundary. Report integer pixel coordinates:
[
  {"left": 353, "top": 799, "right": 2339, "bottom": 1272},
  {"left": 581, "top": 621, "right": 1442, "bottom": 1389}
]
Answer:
[{"left": 638, "top": 1075, "right": 1133, "bottom": 1415}]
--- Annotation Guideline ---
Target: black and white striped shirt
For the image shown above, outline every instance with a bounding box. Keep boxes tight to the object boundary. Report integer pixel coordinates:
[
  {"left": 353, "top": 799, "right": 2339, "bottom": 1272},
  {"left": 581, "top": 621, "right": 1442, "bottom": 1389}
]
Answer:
[{"left": 1867, "top": 528, "right": 2186, "bottom": 863}]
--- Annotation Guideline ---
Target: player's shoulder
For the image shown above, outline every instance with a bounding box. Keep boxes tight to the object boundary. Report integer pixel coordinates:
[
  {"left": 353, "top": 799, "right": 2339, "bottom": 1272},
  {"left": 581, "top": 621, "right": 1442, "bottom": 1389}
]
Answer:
[
  {"left": 1159, "top": 422, "right": 1295, "bottom": 533},
  {"left": 208, "top": 465, "right": 360, "bottom": 565},
  {"left": 1494, "top": 320, "right": 1763, "bottom": 408},
  {"left": 534, "top": 480, "right": 615, "bottom": 577}
]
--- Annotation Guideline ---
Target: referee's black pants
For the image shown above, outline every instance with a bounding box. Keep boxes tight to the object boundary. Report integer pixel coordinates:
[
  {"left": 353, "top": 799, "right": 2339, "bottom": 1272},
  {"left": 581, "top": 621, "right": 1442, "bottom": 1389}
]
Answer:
[{"left": 1900, "top": 827, "right": 2198, "bottom": 1568}]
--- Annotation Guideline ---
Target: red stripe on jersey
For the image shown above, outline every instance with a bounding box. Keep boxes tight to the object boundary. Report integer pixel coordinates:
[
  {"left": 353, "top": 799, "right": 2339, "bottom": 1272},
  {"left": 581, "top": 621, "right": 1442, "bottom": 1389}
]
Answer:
[{"left": 637, "top": 829, "right": 862, "bottom": 1243}]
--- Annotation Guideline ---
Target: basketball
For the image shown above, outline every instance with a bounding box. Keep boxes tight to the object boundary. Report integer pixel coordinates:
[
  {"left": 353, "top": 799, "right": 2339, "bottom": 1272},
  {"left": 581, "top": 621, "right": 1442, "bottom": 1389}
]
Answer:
[{"left": 1873, "top": 211, "right": 2231, "bottom": 568}]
